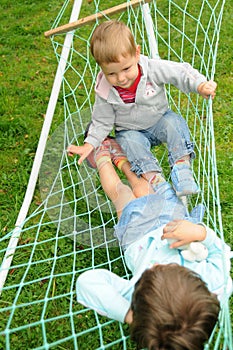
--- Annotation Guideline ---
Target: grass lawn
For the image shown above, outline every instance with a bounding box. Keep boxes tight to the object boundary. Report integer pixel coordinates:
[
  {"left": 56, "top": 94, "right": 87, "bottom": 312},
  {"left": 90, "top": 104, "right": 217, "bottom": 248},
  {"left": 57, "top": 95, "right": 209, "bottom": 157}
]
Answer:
[{"left": 0, "top": 0, "right": 232, "bottom": 349}]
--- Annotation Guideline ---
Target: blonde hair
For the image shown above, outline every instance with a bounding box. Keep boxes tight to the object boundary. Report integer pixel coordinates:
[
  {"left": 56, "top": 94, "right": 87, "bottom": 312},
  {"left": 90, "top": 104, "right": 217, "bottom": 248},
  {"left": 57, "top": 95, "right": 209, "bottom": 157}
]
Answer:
[
  {"left": 130, "top": 264, "right": 220, "bottom": 350},
  {"left": 90, "top": 20, "right": 137, "bottom": 65}
]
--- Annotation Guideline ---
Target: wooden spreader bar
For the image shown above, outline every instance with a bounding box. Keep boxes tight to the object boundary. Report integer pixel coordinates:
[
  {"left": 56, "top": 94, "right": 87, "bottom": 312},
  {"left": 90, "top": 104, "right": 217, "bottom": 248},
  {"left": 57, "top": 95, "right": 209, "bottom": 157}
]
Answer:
[{"left": 44, "top": 0, "right": 152, "bottom": 37}]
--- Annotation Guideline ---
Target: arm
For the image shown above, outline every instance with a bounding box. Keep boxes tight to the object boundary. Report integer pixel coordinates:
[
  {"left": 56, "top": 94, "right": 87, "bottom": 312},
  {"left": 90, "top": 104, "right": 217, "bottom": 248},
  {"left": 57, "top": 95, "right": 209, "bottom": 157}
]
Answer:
[
  {"left": 76, "top": 269, "right": 131, "bottom": 323},
  {"left": 153, "top": 59, "right": 217, "bottom": 99},
  {"left": 67, "top": 95, "right": 116, "bottom": 164},
  {"left": 195, "top": 224, "right": 232, "bottom": 295},
  {"left": 162, "top": 220, "right": 232, "bottom": 296},
  {"left": 84, "top": 95, "right": 116, "bottom": 148},
  {"left": 151, "top": 59, "right": 207, "bottom": 94}
]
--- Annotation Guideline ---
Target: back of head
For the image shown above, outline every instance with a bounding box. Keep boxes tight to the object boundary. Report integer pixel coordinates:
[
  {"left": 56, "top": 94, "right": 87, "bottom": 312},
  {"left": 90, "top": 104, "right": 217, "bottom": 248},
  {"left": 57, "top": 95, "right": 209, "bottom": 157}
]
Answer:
[
  {"left": 130, "top": 264, "right": 220, "bottom": 350},
  {"left": 90, "top": 20, "right": 137, "bottom": 65}
]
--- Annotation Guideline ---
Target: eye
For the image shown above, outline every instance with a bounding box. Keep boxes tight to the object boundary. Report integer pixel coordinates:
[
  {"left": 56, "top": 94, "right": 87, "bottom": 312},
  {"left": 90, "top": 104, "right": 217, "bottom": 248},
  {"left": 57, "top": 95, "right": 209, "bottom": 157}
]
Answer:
[{"left": 124, "top": 66, "right": 131, "bottom": 71}]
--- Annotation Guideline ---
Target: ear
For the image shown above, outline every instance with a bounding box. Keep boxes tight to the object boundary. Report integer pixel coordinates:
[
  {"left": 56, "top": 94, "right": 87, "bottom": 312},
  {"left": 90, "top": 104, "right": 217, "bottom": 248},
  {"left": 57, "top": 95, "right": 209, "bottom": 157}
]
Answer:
[
  {"left": 136, "top": 45, "right": 141, "bottom": 60},
  {"left": 124, "top": 308, "right": 133, "bottom": 324}
]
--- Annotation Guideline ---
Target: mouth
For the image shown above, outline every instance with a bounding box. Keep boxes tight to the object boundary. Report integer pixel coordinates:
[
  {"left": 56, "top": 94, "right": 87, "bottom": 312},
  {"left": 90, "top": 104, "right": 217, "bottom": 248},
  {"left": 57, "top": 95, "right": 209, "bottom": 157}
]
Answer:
[{"left": 118, "top": 82, "right": 129, "bottom": 88}]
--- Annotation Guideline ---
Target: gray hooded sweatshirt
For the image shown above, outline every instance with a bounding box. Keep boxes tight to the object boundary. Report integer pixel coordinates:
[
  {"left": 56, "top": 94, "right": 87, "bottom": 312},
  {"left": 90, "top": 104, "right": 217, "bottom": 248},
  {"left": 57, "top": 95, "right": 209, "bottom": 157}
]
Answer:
[{"left": 85, "top": 54, "right": 207, "bottom": 148}]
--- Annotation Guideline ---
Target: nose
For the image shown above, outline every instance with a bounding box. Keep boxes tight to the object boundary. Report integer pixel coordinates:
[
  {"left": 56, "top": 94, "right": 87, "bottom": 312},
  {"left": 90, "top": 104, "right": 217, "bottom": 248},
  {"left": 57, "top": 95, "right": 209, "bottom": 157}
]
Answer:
[{"left": 117, "top": 72, "right": 126, "bottom": 83}]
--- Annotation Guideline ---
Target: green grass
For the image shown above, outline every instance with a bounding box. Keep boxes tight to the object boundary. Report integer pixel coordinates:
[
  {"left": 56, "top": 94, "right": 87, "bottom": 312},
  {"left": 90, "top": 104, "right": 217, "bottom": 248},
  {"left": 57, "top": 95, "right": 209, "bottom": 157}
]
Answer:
[
  {"left": 0, "top": 0, "right": 232, "bottom": 238},
  {"left": 0, "top": 0, "right": 232, "bottom": 349}
]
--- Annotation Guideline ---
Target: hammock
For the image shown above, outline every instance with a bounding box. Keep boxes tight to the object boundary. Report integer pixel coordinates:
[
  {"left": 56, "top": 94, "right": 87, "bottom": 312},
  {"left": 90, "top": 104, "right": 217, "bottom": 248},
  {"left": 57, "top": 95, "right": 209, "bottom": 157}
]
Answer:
[{"left": 0, "top": 0, "right": 232, "bottom": 349}]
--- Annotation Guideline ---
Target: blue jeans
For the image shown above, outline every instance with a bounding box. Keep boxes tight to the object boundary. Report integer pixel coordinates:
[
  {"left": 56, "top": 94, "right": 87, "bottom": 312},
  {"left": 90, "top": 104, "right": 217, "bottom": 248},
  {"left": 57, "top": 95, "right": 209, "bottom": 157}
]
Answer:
[{"left": 116, "top": 109, "right": 195, "bottom": 176}]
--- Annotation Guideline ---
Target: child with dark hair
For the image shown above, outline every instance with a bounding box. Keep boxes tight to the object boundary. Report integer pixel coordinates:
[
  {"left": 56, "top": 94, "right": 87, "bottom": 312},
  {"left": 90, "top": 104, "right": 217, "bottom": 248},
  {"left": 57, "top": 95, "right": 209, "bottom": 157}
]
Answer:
[
  {"left": 68, "top": 138, "right": 232, "bottom": 350},
  {"left": 69, "top": 20, "right": 218, "bottom": 197},
  {"left": 130, "top": 264, "right": 219, "bottom": 350}
]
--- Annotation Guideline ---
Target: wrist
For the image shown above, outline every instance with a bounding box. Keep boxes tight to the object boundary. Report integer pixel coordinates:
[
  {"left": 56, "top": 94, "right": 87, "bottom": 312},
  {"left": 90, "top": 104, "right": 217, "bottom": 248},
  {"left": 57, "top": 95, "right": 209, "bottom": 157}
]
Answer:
[
  {"left": 197, "top": 82, "right": 205, "bottom": 94},
  {"left": 84, "top": 142, "right": 94, "bottom": 150}
]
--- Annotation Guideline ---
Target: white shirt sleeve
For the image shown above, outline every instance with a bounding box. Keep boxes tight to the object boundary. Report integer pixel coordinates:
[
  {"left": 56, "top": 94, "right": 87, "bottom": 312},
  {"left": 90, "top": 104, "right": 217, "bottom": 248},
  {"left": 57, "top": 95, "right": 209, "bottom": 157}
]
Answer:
[{"left": 76, "top": 269, "right": 132, "bottom": 323}]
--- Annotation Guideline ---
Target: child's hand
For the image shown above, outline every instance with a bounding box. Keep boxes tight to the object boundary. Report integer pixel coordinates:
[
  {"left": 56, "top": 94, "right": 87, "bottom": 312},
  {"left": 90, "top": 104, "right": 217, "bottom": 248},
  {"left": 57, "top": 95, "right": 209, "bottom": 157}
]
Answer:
[
  {"left": 197, "top": 80, "right": 217, "bottom": 99},
  {"left": 67, "top": 143, "right": 94, "bottom": 165},
  {"left": 161, "top": 220, "right": 206, "bottom": 248}
]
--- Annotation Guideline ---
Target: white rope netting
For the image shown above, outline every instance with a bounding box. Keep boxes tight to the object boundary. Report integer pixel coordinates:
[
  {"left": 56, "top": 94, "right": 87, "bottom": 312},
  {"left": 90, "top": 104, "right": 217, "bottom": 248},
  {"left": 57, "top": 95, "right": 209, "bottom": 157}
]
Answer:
[{"left": 0, "top": 1, "right": 232, "bottom": 349}]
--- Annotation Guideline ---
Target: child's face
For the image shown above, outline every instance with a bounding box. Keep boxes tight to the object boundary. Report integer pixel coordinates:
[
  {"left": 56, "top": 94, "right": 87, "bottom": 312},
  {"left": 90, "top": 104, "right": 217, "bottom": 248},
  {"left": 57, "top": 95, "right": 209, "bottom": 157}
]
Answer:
[{"left": 100, "top": 46, "right": 140, "bottom": 88}]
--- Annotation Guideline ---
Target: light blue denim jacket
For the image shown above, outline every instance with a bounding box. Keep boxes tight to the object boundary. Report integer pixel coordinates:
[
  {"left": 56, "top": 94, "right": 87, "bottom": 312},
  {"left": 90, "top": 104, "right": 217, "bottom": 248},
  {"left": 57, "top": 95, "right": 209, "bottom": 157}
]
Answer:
[
  {"left": 76, "top": 224, "right": 232, "bottom": 323},
  {"left": 85, "top": 55, "right": 207, "bottom": 148}
]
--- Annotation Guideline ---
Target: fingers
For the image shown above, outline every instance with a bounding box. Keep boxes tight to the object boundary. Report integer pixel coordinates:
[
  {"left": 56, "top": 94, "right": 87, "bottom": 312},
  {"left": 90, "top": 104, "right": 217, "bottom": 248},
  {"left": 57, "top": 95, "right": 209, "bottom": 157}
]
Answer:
[
  {"left": 163, "top": 220, "right": 180, "bottom": 234},
  {"left": 208, "top": 80, "right": 217, "bottom": 89},
  {"left": 162, "top": 220, "right": 206, "bottom": 249},
  {"left": 162, "top": 219, "right": 190, "bottom": 246},
  {"left": 77, "top": 153, "right": 87, "bottom": 165},
  {"left": 67, "top": 145, "right": 86, "bottom": 163},
  {"left": 67, "top": 145, "right": 79, "bottom": 156},
  {"left": 67, "top": 143, "right": 94, "bottom": 165},
  {"left": 198, "top": 80, "right": 217, "bottom": 99},
  {"left": 161, "top": 221, "right": 178, "bottom": 241},
  {"left": 205, "top": 81, "right": 217, "bottom": 99}
]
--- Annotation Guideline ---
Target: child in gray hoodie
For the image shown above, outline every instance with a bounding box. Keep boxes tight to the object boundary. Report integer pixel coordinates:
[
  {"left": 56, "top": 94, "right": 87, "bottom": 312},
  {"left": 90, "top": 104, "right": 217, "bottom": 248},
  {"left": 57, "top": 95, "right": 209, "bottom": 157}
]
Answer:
[{"left": 68, "top": 20, "right": 217, "bottom": 197}]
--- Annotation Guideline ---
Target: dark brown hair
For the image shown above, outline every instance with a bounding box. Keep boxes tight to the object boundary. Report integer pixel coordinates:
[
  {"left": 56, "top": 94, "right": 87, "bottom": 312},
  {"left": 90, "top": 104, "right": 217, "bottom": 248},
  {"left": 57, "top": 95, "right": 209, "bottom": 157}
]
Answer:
[
  {"left": 130, "top": 264, "right": 220, "bottom": 350},
  {"left": 90, "top": 20, "right": 137, "bottom": 65}
]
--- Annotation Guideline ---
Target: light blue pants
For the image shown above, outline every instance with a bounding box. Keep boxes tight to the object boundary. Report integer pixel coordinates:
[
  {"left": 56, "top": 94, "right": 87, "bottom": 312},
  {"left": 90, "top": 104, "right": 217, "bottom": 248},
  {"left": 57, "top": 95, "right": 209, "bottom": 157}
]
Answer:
[{"left": 116, "top": 109, "right": 195, "bottom": 176}]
